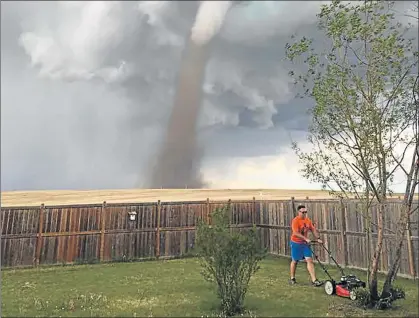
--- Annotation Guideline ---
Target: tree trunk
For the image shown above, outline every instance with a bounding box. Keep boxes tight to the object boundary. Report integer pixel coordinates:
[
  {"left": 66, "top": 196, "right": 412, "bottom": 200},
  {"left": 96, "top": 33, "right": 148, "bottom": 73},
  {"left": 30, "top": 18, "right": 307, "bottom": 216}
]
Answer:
[
  {"left": 363, "top": 192, "right": 373, "bottom": 284},
  {"left": 366, "top": 222, "right": 372, "bottom": 283},
  {"left": 369, "top": 201, "right": 385, "bottom": 300},
  {"left": 382, "top": 144, "right": 419, "bottom": 297},
  {"left": 381, "top": 209, "right": 408, "bottom": 298}
]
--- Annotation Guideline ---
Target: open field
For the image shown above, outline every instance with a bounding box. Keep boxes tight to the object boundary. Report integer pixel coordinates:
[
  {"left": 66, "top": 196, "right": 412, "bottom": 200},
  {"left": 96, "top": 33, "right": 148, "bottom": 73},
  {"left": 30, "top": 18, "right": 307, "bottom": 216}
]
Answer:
[
  {"left": 0, "top": 188, "right": 408, "bottom": 207},
  {"left": 2, "top": 255, "right": 418, "bottom": 317},
  {"left": 1, "top": 188, "right": 339, "bottom": 207}
]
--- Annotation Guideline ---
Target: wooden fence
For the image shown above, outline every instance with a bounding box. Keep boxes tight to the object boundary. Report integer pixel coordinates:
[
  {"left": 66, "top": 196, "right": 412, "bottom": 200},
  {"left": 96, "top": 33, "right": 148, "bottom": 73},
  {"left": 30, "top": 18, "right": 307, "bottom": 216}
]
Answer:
[{"left": 1, "top": 198, "right": 418, "bottom": 278}]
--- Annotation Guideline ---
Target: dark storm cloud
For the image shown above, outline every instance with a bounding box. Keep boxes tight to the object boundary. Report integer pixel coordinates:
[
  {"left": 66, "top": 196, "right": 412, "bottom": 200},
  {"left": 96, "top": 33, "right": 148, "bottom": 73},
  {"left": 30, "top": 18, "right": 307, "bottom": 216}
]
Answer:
[
  {"left": 2, "top": 1, "right": 415, "bottom": 191},
  {"left": 0, "top": 1, "right": 329, "bottom": 191},
  {"left": 201, "top": 125, "right": 304, "bottom": 159}
]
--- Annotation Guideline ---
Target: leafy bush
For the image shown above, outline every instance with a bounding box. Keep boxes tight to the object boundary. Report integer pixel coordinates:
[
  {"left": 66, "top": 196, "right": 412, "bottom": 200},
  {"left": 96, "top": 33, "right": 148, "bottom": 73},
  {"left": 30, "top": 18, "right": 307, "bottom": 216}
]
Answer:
[
  {"left": 388, "top": 286, "right": 406, "bottom": 302},
  {"left": 375, "top": 286, "right": 406, "bottom": 310},
  {"left": 195, "top": 205, "right": 267, "bottom": 316},
  {"left": 352, "top": 288, "right": 372, "bottom": 309},
  {"left": 352, "top": 285, "right": 406, "bottom": 310}
]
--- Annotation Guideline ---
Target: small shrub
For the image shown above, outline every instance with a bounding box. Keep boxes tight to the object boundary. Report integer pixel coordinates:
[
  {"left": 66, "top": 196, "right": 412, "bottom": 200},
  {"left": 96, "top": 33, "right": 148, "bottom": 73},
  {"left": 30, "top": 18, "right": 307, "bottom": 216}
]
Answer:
[
  {"left": 375, "top": 285, "right": 406, "bottom": 310},
  {"left": 352, "top": 285, "right": 406, "bottom": 310},
  {"left": 388, "top": 286, "right": 406, "bottom": 301},
  {"left": 195, "top": 205, "right": 267, "bottom": 317},
  {"left": 352, "top": 288, "right": 371, "bottom": 309}
]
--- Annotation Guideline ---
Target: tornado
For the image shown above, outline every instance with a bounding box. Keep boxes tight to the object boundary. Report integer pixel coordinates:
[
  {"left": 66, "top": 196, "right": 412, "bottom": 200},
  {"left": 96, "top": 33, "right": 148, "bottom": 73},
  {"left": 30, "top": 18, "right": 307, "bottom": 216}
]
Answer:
[{"left": 150, "top": 1, "right": 233, "bottom": 189}]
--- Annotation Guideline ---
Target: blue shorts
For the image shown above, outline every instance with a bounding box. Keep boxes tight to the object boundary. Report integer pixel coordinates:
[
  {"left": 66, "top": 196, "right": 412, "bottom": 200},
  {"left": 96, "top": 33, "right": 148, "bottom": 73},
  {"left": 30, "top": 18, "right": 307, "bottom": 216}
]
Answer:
[{"left": 290, "top": 241, "right": 312, "bottom": 261}]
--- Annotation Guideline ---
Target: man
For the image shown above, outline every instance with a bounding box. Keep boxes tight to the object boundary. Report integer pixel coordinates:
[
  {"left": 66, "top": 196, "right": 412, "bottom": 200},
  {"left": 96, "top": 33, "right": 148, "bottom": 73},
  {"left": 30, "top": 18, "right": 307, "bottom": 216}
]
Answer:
[{"left": 289, "top": 205, "right": 323, "bottom": 286}]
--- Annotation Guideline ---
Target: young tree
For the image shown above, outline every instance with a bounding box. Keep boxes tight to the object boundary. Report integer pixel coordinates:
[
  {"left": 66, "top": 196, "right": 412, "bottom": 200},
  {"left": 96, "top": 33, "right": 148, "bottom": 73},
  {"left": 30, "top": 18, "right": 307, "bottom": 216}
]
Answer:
[
  {"left": 195, "top": 204, "right": 267, "bottom": 316},
  {"left": 381, "top": 75, "right": 418, "bottom": 300},
  {"left": 285, "top": 0, "right": 418, "bottom": 306}
]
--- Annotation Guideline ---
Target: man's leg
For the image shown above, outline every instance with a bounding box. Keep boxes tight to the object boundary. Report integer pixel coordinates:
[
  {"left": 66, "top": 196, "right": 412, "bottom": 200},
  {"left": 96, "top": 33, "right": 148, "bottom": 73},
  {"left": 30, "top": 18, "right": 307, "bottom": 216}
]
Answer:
[
  {"left": 290, "top": 260, "right": 297, "bottom": 280},
  {"left": 289, "top": 242, "right": 303, "bottom": 284},
  {"left": 305, "top": 257, "right": 317, "bottom": 281},
  {"left": 303, "top": 244, "right": 323, "bottom": 286}
]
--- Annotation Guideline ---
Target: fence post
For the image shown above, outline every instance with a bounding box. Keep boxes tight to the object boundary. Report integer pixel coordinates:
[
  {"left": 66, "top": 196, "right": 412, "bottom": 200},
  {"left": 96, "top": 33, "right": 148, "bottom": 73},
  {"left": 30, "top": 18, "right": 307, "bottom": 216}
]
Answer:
[
  {"left": 206, "top": 198, "right": 210, "bottom": 224},
  {"left": 100, "top": 201, "right": 107, "bottom": 262},
  {"left": 340, "top": 198, "right": 348, "bottom": 267},
  {"left": 322, "top": 203, "right": 329, "bottom": 263},
  {"left": 259, "top": 196, "right": 265, "bottom": 249},
  {"left": 156, "top": 200, "right": 161, "bottom": 259},
  {"left": 290, "top": 196, "right": 296, "bottom": 253},
  {"left": 228, "top": 199, "right": 232, "bottom": 224},
  {"left": 252, "top": 196, "right": 256, "bottom": 224},
  {"left": 35, "top": 203, "right": 45, "bottom": 266},
  {"left": 291, "top": 197, "right": 296, "bottom": 213},
  {"left": 259, "top": 196, "right": 264, "bottom": 225}
]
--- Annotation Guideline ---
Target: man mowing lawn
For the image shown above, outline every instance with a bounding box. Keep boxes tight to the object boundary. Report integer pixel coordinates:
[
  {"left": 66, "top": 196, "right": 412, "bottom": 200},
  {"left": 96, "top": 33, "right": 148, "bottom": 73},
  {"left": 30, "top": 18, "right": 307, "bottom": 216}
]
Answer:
[{"left": 289, "top": 204, "right": 323, "bottom": 287}]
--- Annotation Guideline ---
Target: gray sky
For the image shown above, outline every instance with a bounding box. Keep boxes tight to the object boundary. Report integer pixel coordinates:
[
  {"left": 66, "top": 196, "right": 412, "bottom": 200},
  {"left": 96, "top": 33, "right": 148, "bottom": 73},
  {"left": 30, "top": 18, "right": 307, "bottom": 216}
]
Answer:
[{"left": 1, "top": 1, "right": 417, "bottom": 192}]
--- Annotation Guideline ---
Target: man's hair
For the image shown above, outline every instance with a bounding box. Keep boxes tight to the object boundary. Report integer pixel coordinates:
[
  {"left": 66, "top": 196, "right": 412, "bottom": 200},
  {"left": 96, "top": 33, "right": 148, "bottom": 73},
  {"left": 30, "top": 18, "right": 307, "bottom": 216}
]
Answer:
[{"left": 297, "top": 205, "right": 306, "bottom": 211}]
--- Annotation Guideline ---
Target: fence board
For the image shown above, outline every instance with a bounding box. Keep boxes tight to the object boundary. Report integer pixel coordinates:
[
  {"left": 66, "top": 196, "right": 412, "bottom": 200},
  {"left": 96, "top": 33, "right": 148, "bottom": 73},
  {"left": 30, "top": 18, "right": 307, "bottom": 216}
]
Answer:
[{"left": 1, "top": 207, "right": 39, "bottom": 267}]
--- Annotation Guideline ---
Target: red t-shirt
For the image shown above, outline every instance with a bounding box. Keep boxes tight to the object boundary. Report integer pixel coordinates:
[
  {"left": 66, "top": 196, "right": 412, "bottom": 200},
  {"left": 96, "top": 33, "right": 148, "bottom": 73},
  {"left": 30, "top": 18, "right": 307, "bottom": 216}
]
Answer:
[{"left": 291, "top": 216, "right": 314, "bottom": 243}]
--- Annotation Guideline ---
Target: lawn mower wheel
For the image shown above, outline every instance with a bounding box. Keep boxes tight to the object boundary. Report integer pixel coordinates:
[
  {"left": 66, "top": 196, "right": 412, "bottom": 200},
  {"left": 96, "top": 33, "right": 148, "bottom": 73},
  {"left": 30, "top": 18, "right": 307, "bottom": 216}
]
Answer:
[{"left": 324, "top": 280, "right": 336, "bottom": 295}]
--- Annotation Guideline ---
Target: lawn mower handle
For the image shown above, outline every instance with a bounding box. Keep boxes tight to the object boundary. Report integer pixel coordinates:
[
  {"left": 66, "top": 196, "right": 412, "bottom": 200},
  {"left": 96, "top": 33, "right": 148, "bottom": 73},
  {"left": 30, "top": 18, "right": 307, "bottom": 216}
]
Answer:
[{"left": 308, "top": 240, "right": 346, "bottom": 277}]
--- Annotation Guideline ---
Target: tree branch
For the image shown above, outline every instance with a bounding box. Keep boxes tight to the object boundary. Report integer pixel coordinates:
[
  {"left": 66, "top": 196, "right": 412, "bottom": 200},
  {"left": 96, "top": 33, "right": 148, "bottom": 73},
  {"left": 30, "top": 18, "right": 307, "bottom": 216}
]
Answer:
[
  {"left": 388, "top": 139, "right": 415, "bottom": 177},
  {"left": 312, "top": 133, "right": 363, "bottom": 198},
  {"left": 381, "top": 65, "right": 417, "bottom": 118}
]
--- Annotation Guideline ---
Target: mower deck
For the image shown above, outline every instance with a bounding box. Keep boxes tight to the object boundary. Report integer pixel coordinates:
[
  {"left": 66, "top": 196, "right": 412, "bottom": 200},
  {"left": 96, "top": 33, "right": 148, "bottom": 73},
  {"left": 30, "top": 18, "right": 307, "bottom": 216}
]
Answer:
[
  {"left": 324, "top": 275, "right": 367, "bottom": 300},
  {"left": 309, "top": 242, "right": 367, "bottom": 301}
]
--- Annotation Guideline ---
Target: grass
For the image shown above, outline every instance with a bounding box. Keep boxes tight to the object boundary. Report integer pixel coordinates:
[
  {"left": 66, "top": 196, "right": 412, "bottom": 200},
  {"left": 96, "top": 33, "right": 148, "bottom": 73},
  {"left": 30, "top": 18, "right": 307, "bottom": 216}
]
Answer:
[{"left": 1, "top": 255, "right": 418, "bottom": 317}]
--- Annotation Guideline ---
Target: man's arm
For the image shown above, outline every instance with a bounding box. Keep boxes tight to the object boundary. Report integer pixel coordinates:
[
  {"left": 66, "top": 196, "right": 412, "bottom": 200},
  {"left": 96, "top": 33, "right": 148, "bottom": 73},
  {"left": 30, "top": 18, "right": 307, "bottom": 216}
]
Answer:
[
  {"left": 291, "top": 219, "right": 310, "bottom": 243},
  {"left": 310, "top": 221, "right": 323, "bottom": 243}
]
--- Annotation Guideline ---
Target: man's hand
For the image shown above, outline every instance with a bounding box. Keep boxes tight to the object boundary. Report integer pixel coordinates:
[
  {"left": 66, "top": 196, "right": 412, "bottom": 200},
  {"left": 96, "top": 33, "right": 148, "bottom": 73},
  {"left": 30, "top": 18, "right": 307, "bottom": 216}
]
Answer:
[{"left": 317, "top": 238, "right": 323, "bottom": 244}]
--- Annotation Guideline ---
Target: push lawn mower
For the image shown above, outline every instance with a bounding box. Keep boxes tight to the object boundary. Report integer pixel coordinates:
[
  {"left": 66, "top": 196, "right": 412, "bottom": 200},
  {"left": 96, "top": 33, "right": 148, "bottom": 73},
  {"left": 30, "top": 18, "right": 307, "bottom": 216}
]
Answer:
[{"left": 309, "top": 241, "right": 366, "bottom": 300}]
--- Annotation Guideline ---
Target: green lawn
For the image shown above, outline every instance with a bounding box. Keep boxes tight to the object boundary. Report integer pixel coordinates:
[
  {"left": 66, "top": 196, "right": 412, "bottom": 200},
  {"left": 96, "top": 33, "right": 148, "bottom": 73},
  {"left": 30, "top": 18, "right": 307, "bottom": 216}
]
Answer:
[{"left": 1, "top": 255, "right": 418, "bottom": 317}]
